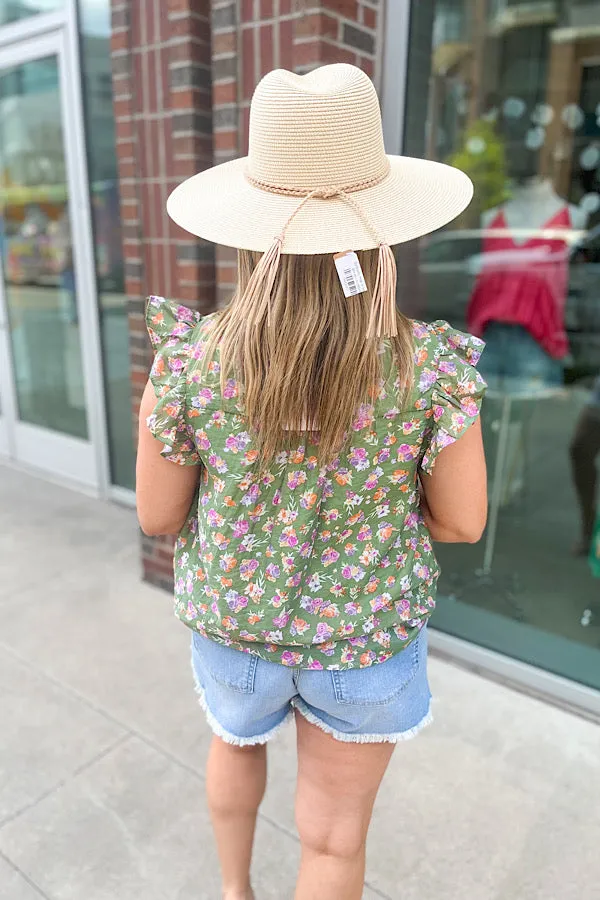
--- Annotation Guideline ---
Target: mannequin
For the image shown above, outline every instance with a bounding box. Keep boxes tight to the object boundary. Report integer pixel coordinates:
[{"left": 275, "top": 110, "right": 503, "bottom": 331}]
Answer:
[{"left": 481, "top": 176, "right": 587, "bottom": 238}]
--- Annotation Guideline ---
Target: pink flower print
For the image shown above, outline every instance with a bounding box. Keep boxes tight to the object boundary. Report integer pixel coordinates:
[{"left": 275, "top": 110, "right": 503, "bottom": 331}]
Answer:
[
  {"left": 438, "top": 359, "right": 458, "bottom": 376},
  {"left": 208, "top": 454, "right": 228, "bottom": 474},
  {"left": 281, "top": 555, "right": 295, "bottom": 573},
  {"left": 412, "top": 321, "right": 429, "bottom": 339},
  {"left": 357, "top": 525, "right": 372, "bottom": 542},
  {"left": 287, "top": 572, "right": 302, "bottom": 588},
  {"left": 413, "top": 563, "right": 430, "bottom": 581},
  {"left": 317, "top": 640, "right": 336, "bottom": 656},
  {"left": 211, "top": 410, "right": 226, "bottom": 427},
  {"left": 338, "top": 622, "right": 356, "bottom": 637},
  {"left": 272, "top": 489, "right": 282, "bottom": 506},
  {"left": 394, "top": 624, "right": 409, "bottom": 640},
  {"left": 415, "top": 397, "right": 428, "bottom": 410},
  {"left": 321, "top": 547, "right": 339, "bottom": 567},
  {"left": 221, "top": 615, "right": 238, "bottom": 631},
  {"left": 330, "top": 582, "right": 345, "bottom": 597},
  {"left": 344, "top": 542, "right": 357, "bottom": 557},
  {"left": 345, "top": 600, "right": 361, "bottom": 615},
  {"left": 362, "top": 615, "right": 377, "bottom": 634},
  {"left": 196, "top": 387, "right": 215, "bottom": 408},
  {"left": 407, "top": 536, "right": 419, "bottom": 551},
  {"left": 404, "top": 511, "right": 420, "bottom": 530},
  {"left": 450, "top": 412, "right": 467, "bottom": 432},
  {"left": 219, "top": 554, "right": 237, "bottom": 573},
  {"left": 340, "top": 647, "right": 355, "bottom": 665},
  {"left": 397, "top": 443, "right": 418, "bottom": 462},
  {"left": 349, "top": 447, "right": 369, "bottom": 470},
  {"left": 247, "top": 581, "right": 265, "bottom": 601},
  {"left": 348, "top": 635, "right": 368, "bottom": 648},
  {"left": 365, "top": 471, "right": 380, "bottom": 490},
  {"left": 226, "top": 591, "right": 248, "bottom": 614},
  {"left": 277, "top": 508, "right": 298, "bottom": 525},
  {"left": 374, "top": 448, "right": 391, "bottom": 465},
  {"left": 273, "top": 609, "right": 291, "bottom": 629},
  {"left": 223, "top": 378, "right": 238, "bottom": 399},
  {"left": 341, "top": 564, "right": 365, "bottom": 582},
  {"left": 359, "top": 650, "right": 377, "bottom": 666},
  {"left": 395, "top": 598, "right": 412, "bottom": 621},
  {"left": 291, "top": 617, "right": 310, "bottom": 636},
  {"left": 185, "top": 600, "right": 198, "bottom": 620},
  {"left": 370, "top": 592, "right": 392, "bottom": 613},
  {"left": 287, "top": 470, "right": 307, "bottom": 490},
  {"left": 461, "top": 397, "right": 479, "bottom": 417},
  {"left": 241, "top": 484, "right": 261, "bottom": 507},
  {"left": 280, "top": 526, "right": 298, "bottom": 548},
  {"left": 301, "top": 596, "right": 323, "bottom": 615},
  {"left": 195, "top": 430, "right": 211, "bottom": 451},
  {"left": 265, "top": 562, "right": 280, "bottom": 581},
  {"left": 207, "top": 509, "right": 225, "bottom": 528},
  {"left": 307, "top": 573, "right": 322, "bottom": 591},
  {"left": 402, "top": 419, "right": 418, "bottom": 436},
  {"left": 352, "top": 403, "right": 374, "bottom": 431},
  {"left": 299, "top": 541, "right": 313, "bottom": 558},
  {"left": 377, "top": 522, "right": 394, "bottom": 542},
  {"left": 373, "top": 629, "right": 391, "bottom": 648},
  {"left": 232, "top": 519, "right": 249, "bottom": 538},
  {"left": 281, "top": 651, "right": 304, "bottom": 667},
  {"left": 360, "top": 545, "right": 379, "bottom": 566},
  {"left": 307, "top": 659, "right": 324, "bottom": 670},
  {"left": 239, "top": 559, "right": 259, "bottom": 581},
  {"left": 168, "top": 357, "right": 185, "bottom": 376},
  {"left": 419, "top": 369, "right": 437, "bottom": 392},
  {"left": 432, "top": 404, "right": 445, "bottom": 423}
]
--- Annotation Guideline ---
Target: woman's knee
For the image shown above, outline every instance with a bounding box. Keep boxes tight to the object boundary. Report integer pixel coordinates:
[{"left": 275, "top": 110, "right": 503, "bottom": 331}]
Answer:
[{"left": 295, "top": 799, "right": 367, "bottom": 860}]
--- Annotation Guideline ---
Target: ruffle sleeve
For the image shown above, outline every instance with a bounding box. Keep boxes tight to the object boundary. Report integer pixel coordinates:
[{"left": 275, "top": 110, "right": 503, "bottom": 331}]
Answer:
[
  {"left": 420, "top": 321, "right": 487, "bottom": 474},
  {"left": 145, "top": 295, "right": 202, "bottom": 466}
]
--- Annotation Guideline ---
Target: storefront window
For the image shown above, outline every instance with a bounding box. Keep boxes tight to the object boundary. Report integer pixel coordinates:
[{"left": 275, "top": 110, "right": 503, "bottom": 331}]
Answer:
[
  {"left": 78, "top": 0, "right": 132, "bottom": 489},
  {"left": 0, "top": 1, "right": 64, "bottom": 24},
  {"left": 403, "top": 0, "right": 600, "bottom": 689}
]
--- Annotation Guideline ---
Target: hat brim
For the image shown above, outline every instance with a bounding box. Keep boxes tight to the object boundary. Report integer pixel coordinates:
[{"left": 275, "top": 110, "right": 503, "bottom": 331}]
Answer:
[{"left": 167, "top": 155, "right": 473, "bottom": 254}]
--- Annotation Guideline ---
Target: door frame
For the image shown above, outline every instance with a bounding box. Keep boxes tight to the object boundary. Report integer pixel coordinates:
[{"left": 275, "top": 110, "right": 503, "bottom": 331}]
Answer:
[{"left": 0, "top": 7, "right": 110, "bottom": 492}]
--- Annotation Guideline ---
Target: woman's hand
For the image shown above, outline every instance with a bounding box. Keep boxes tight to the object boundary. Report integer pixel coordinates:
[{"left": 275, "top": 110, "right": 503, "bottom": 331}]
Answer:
[{"left": 135, "top": 380, "right": 201, "bottom": 536}]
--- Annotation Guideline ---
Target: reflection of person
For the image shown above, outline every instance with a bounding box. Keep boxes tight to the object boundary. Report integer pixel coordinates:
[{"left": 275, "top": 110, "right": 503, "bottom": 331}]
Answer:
[
  {"left": 135, "top": 66, "right": 488, "bottom": 900},
  {"left": 570, "top": 376, "right": 600, "bottom": 556},
  {"left": 468, "top": 178, "right": 587, "bottom": 393}
]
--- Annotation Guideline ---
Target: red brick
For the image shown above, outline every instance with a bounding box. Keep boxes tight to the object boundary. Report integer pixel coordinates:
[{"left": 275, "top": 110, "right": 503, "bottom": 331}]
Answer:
[
  {"left": 170, "top": 87, "right": 200, "bottom": 109},
  {"left": 360, "top": 55, "right": 374, "bottom": 77},
  {"left": 295, "top": 12, "right": 339, "bottom": 39},
  {"left": 293, "top": 40, "right": 321, "bottom": 67},
  {"left": 260, "top": 0, "right": 273, "bottom": 18},
  {"left": 362, "top": 5, "right": 376, "bottom": 29},
  {"left": 323, "top": 0, "right": 358, "bottom": 18},
  {"left": 321, "top": 43, "right": 355, "bottom": 65},
  {"left": 279, "top": 0, "right": 292, "bottom": 13},
  {"left": 213, "top": 31, "right": 235, "bottom": 54},
  {"left": 213, "top": 80, "right": 236, "bottom": 104},
  {"left": 146, "top": 49, "right": 159, "bottom": 114},
  {"left": 259, "top": 24, "right": 274, "bottom": 77},
  {"left": 242, "top": 0, "right": 253, "bottom": 20},
  {"left": 113, "top": 96, "right": 133, "bottom": 119},
  {"left": 214, "top": 130, "right": 238, "bottom": 151},
  {"left": 242, "top": 27, "right": 255, "bottom": 99},
  {"left": 241, "top": 104, "right": 250, "bottom": 154},
  {"left": 279, "top": 17, "right": 294, "bottom": 67},
  {"left": 111, "top": 29, "right": 129, "bottom": 52}
]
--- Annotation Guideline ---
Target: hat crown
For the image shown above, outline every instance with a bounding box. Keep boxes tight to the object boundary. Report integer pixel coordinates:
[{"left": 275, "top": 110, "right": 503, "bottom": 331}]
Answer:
[{"left": 247, "top": 64, "right": 388, "bottom": 192}]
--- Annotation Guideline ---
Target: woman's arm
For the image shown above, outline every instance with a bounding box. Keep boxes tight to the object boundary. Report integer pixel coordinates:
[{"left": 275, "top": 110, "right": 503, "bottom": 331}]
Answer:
[
  {"left": 136, "top": 380, "right": 201, "bottom": 536},
  {"left": 419, "top": 417, "right": 487, "bottom": 543}
]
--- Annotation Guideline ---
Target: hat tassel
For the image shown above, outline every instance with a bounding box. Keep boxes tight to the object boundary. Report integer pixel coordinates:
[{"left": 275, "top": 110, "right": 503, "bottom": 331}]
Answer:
[
  {"left": 367, "top": 243, "right": 398, "bottom": 339},
  {"left": 241, "top": 235, "right": 283, "bottom": 326}
]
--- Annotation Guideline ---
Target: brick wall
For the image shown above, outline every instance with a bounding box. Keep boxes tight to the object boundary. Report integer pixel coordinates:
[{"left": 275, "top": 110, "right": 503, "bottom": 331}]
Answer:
[{"left": 112, "top": 0, "right": 382, "bottom": 589}]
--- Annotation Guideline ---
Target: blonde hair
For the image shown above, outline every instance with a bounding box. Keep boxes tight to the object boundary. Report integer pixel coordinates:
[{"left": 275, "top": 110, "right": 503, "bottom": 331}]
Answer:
[{"left": 202, "top": 249, "right": 414, "bottom": 466}]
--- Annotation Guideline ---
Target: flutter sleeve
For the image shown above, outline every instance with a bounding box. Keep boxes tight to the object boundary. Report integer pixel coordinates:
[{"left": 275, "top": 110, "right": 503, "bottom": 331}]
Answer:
[
  {"left": 420, "top": 321, "right": 487, "bottom": 474},
  {"left": 145, "top": 295, "right": 202, "bottom": 466}
]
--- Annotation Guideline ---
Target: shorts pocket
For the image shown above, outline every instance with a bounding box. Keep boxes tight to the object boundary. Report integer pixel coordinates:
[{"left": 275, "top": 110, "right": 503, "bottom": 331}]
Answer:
[
  {"left": 192, "top": 631, "right": 258, "bottom": 694},
  {"left": 332, "top": 631, "right": 424, "bottom": 707}
]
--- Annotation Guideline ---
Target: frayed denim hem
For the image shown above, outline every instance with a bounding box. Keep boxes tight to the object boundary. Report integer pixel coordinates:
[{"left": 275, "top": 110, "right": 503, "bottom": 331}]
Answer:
[
  {"left": 292, "top": 698, "right": 434, "bottom": 744},
  {"left": 191, "top": 667, "right": 293, "bottom": 747}
]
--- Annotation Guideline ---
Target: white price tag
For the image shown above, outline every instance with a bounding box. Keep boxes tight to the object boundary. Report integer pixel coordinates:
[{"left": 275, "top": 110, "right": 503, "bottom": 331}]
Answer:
[{"left": 334, "top": 251, "right": 368, "bottom": 298}]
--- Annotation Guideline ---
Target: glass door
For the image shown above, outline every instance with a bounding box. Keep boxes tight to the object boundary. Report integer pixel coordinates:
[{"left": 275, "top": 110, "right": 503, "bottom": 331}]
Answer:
[{"left": 0, "top": 28, "right": 106, "bottom": 487}]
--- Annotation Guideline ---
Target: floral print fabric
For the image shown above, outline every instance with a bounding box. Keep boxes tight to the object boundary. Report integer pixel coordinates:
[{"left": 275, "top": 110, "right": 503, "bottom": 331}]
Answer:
[{"left": 146, "top": 296, "right": 486, "bottom": 670}]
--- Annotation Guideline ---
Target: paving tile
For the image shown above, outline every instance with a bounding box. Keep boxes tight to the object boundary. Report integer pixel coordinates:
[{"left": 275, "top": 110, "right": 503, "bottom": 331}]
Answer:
[
  {"left": 0, "top": 736, "right": 302, "bottom": 900},
  {"left": 0, "top": 650, "right": 126, "bottom": 825},
  {"left": 0, "top": 855, "right": 46, "bottom": 900}
]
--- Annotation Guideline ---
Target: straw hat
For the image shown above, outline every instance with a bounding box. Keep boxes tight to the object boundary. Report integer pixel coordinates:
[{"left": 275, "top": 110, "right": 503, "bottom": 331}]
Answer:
[{"left": 167, "top": 64, "right": 473, "bottom": 337}]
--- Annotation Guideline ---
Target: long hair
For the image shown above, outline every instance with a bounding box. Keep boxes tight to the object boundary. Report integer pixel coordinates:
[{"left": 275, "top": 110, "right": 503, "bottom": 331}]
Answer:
[{"left": 201, "top": 249, "right": 414, "bottom": 466}]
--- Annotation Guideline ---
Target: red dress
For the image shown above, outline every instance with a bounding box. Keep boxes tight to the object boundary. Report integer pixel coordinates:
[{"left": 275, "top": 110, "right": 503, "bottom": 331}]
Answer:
[{"left": 466, "top": 207, "right": 572, "bottom": 359}]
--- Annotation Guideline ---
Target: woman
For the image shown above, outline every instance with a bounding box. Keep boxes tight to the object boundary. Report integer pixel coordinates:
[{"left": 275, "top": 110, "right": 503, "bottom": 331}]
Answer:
[{"left": 136, "top": 65, "right": 487, "bottom": 900}]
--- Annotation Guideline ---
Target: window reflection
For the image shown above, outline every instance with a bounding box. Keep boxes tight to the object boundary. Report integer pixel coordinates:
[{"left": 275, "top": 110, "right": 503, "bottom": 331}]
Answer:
[
  {"left": 0, "top": 0, "right": 64, "bottom": 25},
  {"left": 404, "top": 0, "right": 600, "bottom": 687}
]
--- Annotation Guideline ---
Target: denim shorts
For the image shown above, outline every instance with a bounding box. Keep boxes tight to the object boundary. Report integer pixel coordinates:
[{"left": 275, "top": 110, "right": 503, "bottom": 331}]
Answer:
[
  {"left": 190, "top": 627, "right": 432, "bottom": 746},
  {"left": 479, "top": 323, "right": 563, "bottom": 396}
]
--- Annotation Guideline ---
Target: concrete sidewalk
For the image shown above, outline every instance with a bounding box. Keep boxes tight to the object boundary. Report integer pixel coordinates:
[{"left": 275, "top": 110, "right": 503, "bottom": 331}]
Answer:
[{"left": 1, "top": 465, "right": 599, "bottom": 900}]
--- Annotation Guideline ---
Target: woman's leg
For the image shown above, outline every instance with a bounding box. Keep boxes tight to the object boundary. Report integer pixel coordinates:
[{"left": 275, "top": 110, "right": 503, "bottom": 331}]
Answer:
[
  {"left": 293, "top": 712, "right": 395, "bottom": 900},
  {"left": 206, "top": 736, "right": 267, "bottom": 900}
]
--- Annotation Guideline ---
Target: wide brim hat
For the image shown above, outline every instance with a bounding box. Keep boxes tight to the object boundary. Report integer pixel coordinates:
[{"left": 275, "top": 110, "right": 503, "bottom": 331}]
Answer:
[{"left": 167, "top": 64, "right": 473, "bottom": 255}]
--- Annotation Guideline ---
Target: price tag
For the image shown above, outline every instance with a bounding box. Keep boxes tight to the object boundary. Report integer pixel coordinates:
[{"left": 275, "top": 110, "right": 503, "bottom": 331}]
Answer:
[{"left": 334, "top": 251, "right": 368, "bottom": 298}]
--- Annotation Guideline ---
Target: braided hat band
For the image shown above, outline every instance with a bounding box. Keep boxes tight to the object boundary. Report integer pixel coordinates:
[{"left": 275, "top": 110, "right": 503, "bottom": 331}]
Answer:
[{"left": 244, "top": 167, "right": 397, "bottom": 338}]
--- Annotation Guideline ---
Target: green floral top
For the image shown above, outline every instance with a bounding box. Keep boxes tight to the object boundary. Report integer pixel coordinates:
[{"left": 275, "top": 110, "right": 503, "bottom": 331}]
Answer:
[{"left": 146, "top": 296, "right": 486, "bottom": 670}]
